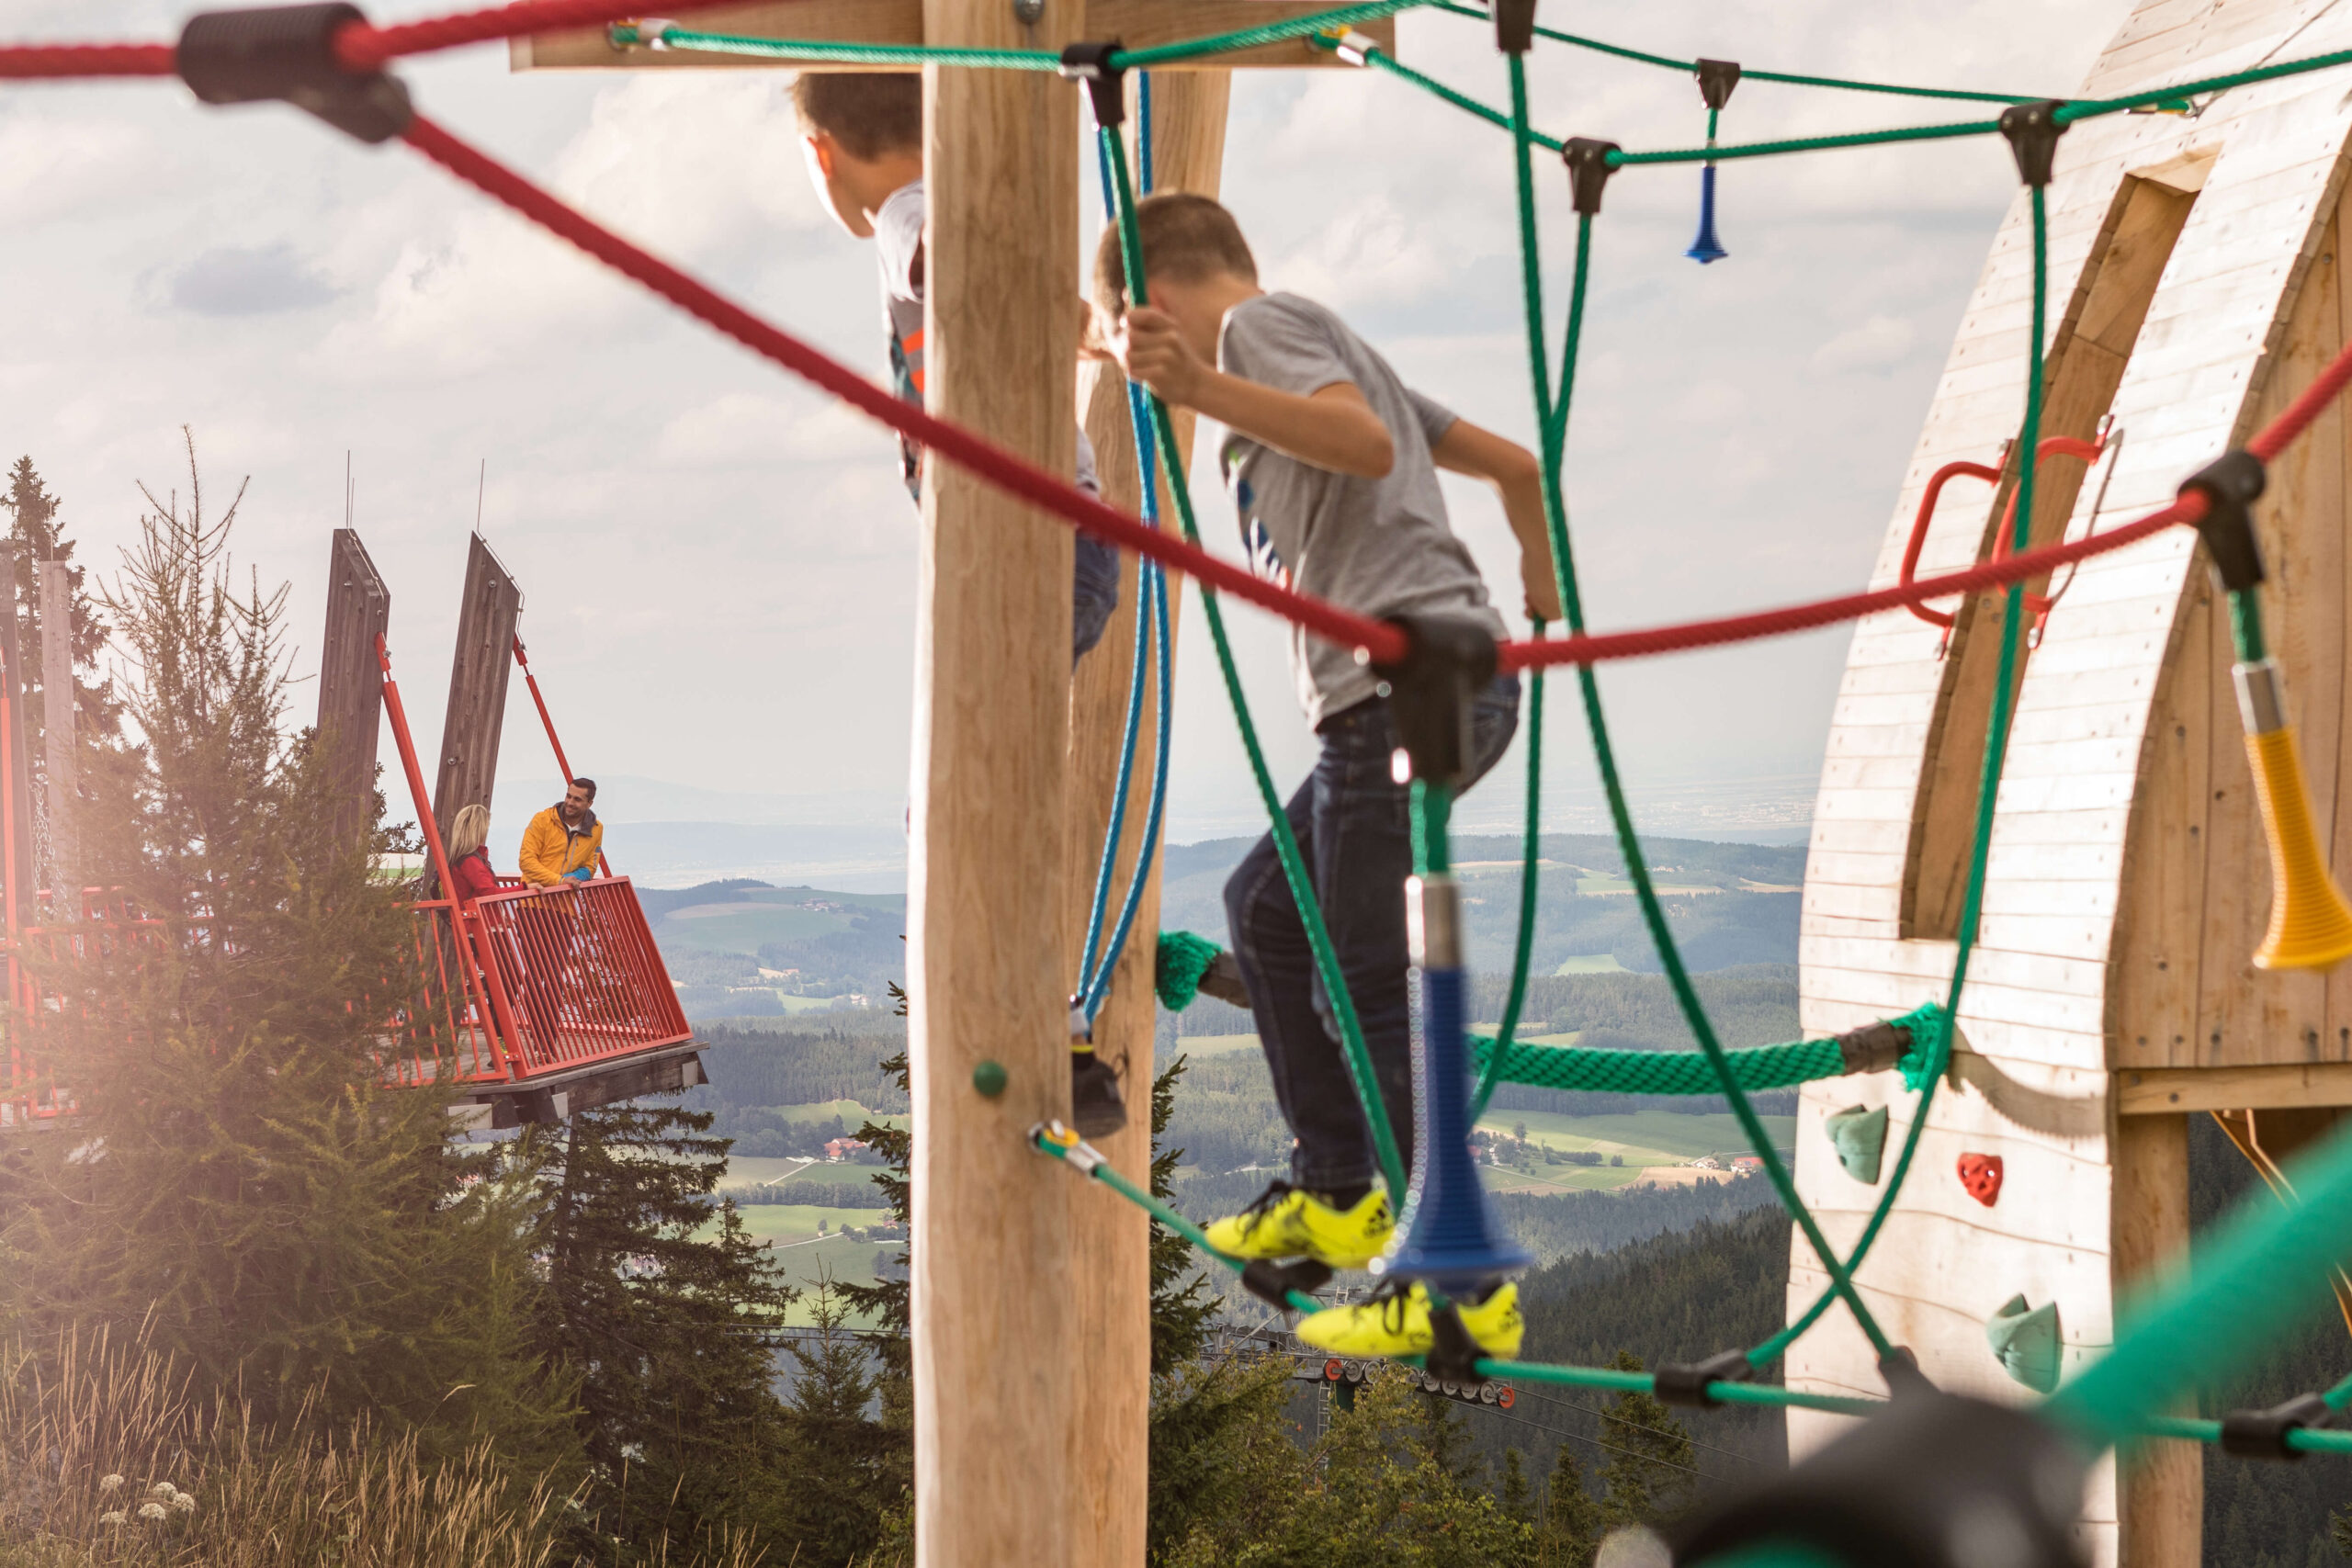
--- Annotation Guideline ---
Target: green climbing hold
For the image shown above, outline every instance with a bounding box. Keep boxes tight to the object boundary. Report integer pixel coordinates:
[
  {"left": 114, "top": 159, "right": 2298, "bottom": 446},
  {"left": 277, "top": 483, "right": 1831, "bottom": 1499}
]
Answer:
[
  {"left": 1986, "top": 1293, "right": 2063, "bottom": 1393},
  {"left": 1826, "top": 1103, "right": 1889, "bottom": 1185},
  {"left": 972, "top": 1060, "right": 1009, "bottom": 1098},
  {"left": 1155, "top": 929, "right": 1224, "bottom": 1011}
]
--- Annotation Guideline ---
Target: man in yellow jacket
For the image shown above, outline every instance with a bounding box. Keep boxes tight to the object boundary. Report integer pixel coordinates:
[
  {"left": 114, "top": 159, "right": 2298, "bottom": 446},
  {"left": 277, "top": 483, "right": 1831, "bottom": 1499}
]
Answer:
[{"left": 519, "top": 778, "right": 605, "bottom": 885}]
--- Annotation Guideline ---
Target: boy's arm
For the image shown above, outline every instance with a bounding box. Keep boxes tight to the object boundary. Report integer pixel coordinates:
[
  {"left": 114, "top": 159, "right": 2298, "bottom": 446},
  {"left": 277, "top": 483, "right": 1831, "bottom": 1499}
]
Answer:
[
  {"left": 1115, "top": 308, "right": 1394, "bottom": 479},
  {"left": 1430, "top": 418, "right": 1563, "bottom": 624}
]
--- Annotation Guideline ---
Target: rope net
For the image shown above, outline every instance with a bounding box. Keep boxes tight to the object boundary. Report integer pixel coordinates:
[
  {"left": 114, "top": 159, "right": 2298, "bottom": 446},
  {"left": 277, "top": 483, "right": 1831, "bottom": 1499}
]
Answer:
[{"left": 16, "top": 0, "right": 2352, "bottom": 1502}]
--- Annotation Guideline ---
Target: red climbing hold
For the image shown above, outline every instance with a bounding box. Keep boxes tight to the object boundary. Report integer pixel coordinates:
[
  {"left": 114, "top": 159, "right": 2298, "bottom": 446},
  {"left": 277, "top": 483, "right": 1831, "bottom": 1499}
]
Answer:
[{"left": 1958, "top": 1153, "right": 2004, "bottom": 1206}]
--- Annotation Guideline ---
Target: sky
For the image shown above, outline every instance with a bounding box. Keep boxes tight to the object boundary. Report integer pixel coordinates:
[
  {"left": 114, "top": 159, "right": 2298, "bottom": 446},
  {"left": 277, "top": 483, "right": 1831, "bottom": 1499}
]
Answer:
[{"left": 1, "top": 0, "right": 2121, "bottom": 870}]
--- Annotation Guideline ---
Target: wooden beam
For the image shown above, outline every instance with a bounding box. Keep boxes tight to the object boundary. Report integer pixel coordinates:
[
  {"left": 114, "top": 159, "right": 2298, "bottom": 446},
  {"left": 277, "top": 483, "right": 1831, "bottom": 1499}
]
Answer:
[
  {"left": 2111, "top": 1112, "right": 2197, "bottom": 1568},
  {"left": 317, "top": 528, "right": 392, "bottom": 846},
  {"left": 0, "top": 550, "right": 35, "bottom": 921},
  {"left": 36, "top": 561, "right": 74, "bottom": 894},
  {"left": 2117, "top": 1061, "right": 2352, "bottom": 1113},
  {"left": 908, "top": 0, "right": 1080, "bottom": 1556},
  {"left": 431, "top": 535, "right": 522, "bottom": 844},
  {"left": 510, "top": 0, "right": 1392, "bottom": 71},
  {"left": 1061, "top": 66, "right": 1228, "bottom": 1568}
]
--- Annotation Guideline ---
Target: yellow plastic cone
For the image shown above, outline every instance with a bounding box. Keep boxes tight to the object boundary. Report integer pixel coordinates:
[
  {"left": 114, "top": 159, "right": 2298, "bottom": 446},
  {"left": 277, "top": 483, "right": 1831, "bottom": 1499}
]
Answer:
[{"left": 2245, "top": 726, "right": 2352, "bottom": 971}]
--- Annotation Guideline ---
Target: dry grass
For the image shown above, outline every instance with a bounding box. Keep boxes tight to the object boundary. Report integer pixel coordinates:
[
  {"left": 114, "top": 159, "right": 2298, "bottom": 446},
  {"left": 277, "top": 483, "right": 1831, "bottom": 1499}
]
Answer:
[{"left": 0, "top": 1331, "right": 760, "bottom": 1568}]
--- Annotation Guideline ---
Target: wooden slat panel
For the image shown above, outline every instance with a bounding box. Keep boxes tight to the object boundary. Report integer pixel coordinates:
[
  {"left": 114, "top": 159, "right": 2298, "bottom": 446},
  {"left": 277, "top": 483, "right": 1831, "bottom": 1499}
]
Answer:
[
  {"left": 431, "top": 535, "right": 522, "bottom": 843},
  {"left": 317, "top": 528, "right": 391, "bottom": 845}
]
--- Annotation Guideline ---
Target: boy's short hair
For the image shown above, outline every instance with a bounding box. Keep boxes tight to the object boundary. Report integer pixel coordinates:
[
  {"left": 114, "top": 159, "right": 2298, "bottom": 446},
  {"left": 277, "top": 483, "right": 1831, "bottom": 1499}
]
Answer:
[
  {"left": 1091, "top": 192, "right": 1258, "bottom": 319},
  {"left": 789, "top": 73, "right": 922, "bottom": 161}
]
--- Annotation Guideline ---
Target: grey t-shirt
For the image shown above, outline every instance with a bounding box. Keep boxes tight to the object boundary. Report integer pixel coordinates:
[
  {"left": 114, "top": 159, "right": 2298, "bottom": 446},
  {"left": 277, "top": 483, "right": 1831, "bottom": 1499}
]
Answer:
[{"left": 1217, "top": 291, "right": 1505, "bottom": 728}]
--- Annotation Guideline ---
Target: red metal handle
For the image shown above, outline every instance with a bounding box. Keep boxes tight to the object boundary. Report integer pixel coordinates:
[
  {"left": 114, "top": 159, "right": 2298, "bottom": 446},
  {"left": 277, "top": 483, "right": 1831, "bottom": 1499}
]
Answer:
[{"left": 1900, "top": 461, "right": 2001, "bottom": 629}]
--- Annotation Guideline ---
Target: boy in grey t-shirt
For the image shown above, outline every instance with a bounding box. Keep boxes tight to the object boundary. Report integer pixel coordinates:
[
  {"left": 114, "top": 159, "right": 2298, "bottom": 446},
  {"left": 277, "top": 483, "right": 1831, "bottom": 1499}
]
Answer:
[{"left": 1093, "top": 193, "right": 1559, "bottom": 1359}]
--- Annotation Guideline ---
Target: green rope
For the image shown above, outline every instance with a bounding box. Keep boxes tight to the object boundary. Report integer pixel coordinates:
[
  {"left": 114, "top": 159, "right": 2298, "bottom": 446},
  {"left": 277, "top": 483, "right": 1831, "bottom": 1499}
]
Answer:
[
  {"left": 620, "top": 0, "right": 1430, "bottom": 71},
  {"left": 1757, "top": 183, "right": 2051, "bottom": 1368},
  {"left": 1154, "top": 929, "right": 1224, "bottom": 1012},
  {"left": 2230, "top": 587, "right": 2268, "bottom": 664},
  {"left": 2057, "top": 46, "right": 2352, "bottom": 122},
  {"left": 1505, "top": 49, "right": 1894, "bottom": 1363},
  {"left": 1468, "top": 646, "right": 1547, "bottom": 1122},
  {"left": 612, "top": 24, "right": 1059, "bottom": 66},
  {"left": 1101, "top": 126, "right": 1408, "bottom": 1204},
  {"left": 1426, "top": 1, "right": 2041, "bottom": 106},
  {"left": 1475, "top": 1033, "right": 1840, "bottom": 1098},
  {"left": 1110, "top": 0, "right": 1430, "bottom": 68},
  {"left": 1609, "top": 117, "right": 2004, "bottom": 166}
]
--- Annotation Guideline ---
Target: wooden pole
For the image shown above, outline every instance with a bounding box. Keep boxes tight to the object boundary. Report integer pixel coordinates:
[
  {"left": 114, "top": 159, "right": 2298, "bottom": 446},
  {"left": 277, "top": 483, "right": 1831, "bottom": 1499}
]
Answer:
[
  {"left": 909, "top": 0, "right": 1080, "bottom": 1557},
  {"left": 35, "top": 561, "right": 74, "bottom": 897},
  {"left": 1061, "top": 67, "right": 1229, "bottom": 1568},
  {"left": 431, "top": 534, "right": 522, "bottom": 844},
  {"left": 0, "top": 550, "right": 35, "bottom": 921},
  {"left": 317, "top": 529, "right": 392, "bottom": 846}
]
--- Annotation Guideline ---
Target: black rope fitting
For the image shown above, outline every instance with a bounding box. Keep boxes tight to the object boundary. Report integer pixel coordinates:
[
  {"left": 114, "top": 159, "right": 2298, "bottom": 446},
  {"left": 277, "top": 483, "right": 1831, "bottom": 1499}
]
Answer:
[
  {"left": 2221, "top": 1393, "right": 2334, "bottom": 1460},
  {"left": 177, "top": 3, "right": 413, "bottom": 144},
  {"left": 1424, "top": 1303, "right": 1486, "bottom": 1382},
  {"left": 1836, "top": 1019, "right": 1913, "bottom": 1076},
  {"left": 1996, "top": 98, "right": 2067, "bottom": 188},
  {"left": 1561, "top": 138, "right": 1622, "bottom": 217},
  {"left": 1371, "top": 614, "right": 1498, "bottom": 790},
  {"left": 1492, "top": 0, "right": 1536, "bottom": 57},
  {"left": 2179, "top": 448, "right": 2267, "bottom": 592},
  {"left": 1695, "top": 58, "right": 1741, "bottom": 112},
  {"left": 1654, "top": 1348, "right": 1754, "bottom": 1408},
  {"left": 1240, "top": 1258, "right": 1331, "bottom": 1311},
  {"left": 1674, "top": 1387, "right": 2086, "bottom": 1568},
  {"left": 1058, "top": 40, "right": 1127, "bottom": 130}
]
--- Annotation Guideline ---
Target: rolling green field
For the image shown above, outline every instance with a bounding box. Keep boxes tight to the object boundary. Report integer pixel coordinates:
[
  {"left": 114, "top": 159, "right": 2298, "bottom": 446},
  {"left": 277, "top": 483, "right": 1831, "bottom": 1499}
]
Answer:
[
  {"left": 1476, "top": 1108, "right": 1794, "bottom": 1164},
  {"left": 651, "top": 886, "right": 904, "bottom": 958}
]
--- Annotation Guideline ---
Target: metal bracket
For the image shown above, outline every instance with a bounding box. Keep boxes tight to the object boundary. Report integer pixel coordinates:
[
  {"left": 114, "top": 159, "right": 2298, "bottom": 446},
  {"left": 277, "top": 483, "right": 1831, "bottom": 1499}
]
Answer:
[{"left": 177, "top": 3, "right": 414, "bottom": 144}]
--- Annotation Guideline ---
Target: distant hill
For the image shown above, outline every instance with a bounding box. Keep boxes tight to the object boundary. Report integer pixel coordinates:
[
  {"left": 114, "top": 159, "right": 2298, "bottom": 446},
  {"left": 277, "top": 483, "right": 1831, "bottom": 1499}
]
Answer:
[{"left": 646, "top": 880, "right": 906, "bottom": 1018}]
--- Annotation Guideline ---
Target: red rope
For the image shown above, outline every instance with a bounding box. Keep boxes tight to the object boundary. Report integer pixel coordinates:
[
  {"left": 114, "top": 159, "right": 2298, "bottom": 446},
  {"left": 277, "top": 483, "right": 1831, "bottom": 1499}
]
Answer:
[
  {"left": 395, "top": 115, "right": 1415, "bottom": 666},
  {"left": 1499, "top": 498, "right": 2203, "bottom": 671},
  {"left": 336, "top": 0, "right": 789, "bottom": 70},
  {"left": 0, "top": 44, "right": 175, "bottom": 78}
]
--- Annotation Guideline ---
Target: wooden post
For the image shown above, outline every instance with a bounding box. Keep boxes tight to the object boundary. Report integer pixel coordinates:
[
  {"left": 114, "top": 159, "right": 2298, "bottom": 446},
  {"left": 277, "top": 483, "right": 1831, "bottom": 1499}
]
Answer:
[
  {"left": 909, "top": 0, "right": 1080, "bottom": 1558},
  {"left": 431, "top": 535, "right": 521, "bottom": 843},
  {"left": 36, "top": 561, "right": 74, "bottom": 896},
  {"left": 0, "top": 550, "right": 33, "bottom": 920},
  {"left": 2111, "top": 1112, "right": 2195, "bottom": 1568},
  {"left": 1061, "top": 67, "right": 1229, "bottom": 1568},
  {"left": 317, "top": 529, "right": 392, "bottom": 845}
]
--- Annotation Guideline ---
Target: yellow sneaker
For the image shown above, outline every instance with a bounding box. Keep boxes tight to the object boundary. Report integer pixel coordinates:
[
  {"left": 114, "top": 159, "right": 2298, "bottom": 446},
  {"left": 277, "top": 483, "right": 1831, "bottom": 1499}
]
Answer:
[
  {"left": 1295, "top": 1280, "right": 1524, "bottom": 1359},
  {"left": 1201, "top": 1181, "right": 1395, "bottom": 1269}
]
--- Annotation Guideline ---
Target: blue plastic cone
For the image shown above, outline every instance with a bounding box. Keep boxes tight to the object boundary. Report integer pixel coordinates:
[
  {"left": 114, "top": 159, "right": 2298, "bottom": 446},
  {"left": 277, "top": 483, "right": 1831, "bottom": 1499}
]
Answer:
[
  {"left": 1380, "top": 962, "right": 1532, "bottom": 1294},
  {"left": 1687, "top": 164, "right": 1728, "bottom": 264}
]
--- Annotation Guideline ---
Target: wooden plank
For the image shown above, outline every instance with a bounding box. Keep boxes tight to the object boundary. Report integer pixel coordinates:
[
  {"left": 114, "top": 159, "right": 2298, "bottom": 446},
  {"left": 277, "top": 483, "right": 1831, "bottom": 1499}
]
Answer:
[
  {"left": 430, "top": 535, "right": 522, "bottom": 844},
  {"left": 1061, "top": 66, "right": 1227, "bottom": 1568},
  {"left": 316, "top": 528, "right": 392, "bottom": 846},
  {"left": 36, "top": 560, "right": 74, "bottom": 892},
  {"left": 512, "top": 0, "right": 1392, "bottom": 70},
  {"left": 2119, "top": 1060, "right": 2352, "bottom": 1112},
  {"left": 909, "top": 3, "right": 1080, "bottom": 1557}
]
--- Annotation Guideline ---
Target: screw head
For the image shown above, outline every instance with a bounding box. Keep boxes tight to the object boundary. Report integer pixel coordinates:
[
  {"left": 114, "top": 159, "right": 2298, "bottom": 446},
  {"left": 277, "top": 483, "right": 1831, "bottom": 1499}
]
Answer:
[
  {"left": 1012, "top": 0, "right": 1045, "bottom": 22},
  {"left": 972, "top": 1060, "right": 1009, "bottom": 1097}
]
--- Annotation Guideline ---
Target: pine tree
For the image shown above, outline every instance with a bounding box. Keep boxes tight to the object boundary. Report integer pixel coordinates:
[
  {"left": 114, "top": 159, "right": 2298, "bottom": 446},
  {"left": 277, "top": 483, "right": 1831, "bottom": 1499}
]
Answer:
[
  {"left": 2, "top": 451, "right": 123, "bottom": 745},
  {"left": 529, "top": 1100, "right": 800, "bottom": 1562},
  {"left": 1539, "top": 1444, "right": 1606, "bottom": 1567},
  {"left": 1501, "top": 1447, "right": 1533, "bottom": 1526},
  {"left": 1149, "top": 1054, "right": 1216, "bottom": 1374},
  {"left": 779, "top": 1275, "right": 909, "bottom": 1564},
  {"left": 0, "top": 436, "right": 574, "bottom": 1474},
  {"left": 1597, "top": 1352, "right": 1697, "bottom": 1531}
]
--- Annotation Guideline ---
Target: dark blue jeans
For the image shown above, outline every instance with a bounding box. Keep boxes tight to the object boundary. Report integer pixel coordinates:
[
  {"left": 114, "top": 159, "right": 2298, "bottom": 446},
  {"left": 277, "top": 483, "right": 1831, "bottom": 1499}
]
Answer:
[{"left": 1224, "top": 673, "right": 1520, "bottom": 1193}]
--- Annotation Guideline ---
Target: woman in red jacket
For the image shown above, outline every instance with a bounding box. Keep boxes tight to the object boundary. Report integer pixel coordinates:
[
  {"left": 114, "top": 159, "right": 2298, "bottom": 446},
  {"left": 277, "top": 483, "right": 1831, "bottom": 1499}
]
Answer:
[{"left": 447, "top": 804, "right": 502, "bottom": 903}]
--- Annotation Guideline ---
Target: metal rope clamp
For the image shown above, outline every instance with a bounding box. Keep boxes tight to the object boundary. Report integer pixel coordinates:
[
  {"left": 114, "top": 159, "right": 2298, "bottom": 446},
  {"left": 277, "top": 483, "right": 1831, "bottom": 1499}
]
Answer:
[
  {"left": 2220, "top": 1392, "right": 2335, "bottom": 1461},
  {"left": 1654, "top": 1347, "right": 1755, "bottom": 1408},
  {"left": 1059, "top": 40, "right": 1128, "bottom": 130},
  {"left": 177, "top": 2, "right": 415, "bottom": 143}
]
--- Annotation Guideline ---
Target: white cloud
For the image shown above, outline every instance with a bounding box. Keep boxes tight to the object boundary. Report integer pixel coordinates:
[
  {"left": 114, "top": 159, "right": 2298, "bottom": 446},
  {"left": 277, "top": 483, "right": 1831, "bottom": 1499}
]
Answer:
[{"left": 1812, "top": 313, "right": 1918, "bottom": 373}]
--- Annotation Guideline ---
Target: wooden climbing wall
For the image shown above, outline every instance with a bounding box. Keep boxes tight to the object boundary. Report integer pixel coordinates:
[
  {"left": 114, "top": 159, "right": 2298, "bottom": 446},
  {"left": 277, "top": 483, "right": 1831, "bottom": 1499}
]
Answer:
[{"left": 1792, "top": 2, "right": 2352, "bottom": 1563}]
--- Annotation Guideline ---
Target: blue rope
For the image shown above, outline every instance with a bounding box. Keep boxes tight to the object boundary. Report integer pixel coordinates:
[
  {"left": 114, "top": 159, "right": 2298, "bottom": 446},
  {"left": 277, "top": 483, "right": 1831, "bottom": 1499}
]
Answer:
[{"left": 1077, "top": 74, "right": 1175, "bottom": 1026}]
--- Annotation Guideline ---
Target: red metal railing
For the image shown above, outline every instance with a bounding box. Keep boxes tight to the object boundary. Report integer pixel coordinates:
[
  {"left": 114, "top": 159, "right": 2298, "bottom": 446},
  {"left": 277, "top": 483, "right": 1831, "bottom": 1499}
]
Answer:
[{"left": 387, "top": 877, "right": 691, "bottom": 1088}]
